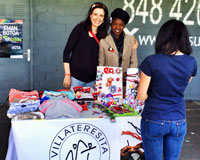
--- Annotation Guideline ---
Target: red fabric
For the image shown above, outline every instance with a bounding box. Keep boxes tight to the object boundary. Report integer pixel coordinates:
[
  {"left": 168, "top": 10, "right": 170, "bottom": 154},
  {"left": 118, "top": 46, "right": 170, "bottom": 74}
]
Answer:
[
  {"left": 58, "top": 89, "right": 69, "bottom": 92},
  {"left": 121, "top": 131, "right": 142, "bottom": 141},
  {"left": 9, "top": 88, "right": 39, "bottom": 103}
]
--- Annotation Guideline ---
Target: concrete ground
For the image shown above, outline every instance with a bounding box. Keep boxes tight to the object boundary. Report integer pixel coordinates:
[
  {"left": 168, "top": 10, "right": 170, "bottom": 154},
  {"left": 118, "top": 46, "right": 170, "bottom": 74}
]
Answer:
[
  {"left": 180, "top": 101, "right": 200, "bottom": 160},
  {"left": 0, "top": 101, "right": 200, "bottom": 160}
]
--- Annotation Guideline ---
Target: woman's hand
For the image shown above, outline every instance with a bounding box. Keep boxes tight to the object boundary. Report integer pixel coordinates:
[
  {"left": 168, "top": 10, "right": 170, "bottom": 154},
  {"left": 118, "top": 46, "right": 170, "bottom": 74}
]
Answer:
[
  {"left": 63, "top": 75, "right": 71, "bottom": 89},
  {"left": 63, "top": 63, "right": 71, "bottom": 89}
]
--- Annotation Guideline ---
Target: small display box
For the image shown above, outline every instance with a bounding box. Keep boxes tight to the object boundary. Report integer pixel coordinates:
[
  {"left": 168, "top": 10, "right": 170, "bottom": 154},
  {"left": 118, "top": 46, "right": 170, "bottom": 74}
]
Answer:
[
  {"left": 95, "top": 66, "right": 123, "bottom": 101},
  {"left": 71, "top": 86, "right": 95, "bottom": 101}
]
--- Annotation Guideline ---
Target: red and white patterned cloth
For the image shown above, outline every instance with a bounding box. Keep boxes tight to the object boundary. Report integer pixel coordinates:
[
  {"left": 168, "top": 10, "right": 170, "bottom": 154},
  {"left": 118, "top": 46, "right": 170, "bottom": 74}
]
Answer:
[{"left": 9, "top": 88, "right": 39, "bottom": 103}]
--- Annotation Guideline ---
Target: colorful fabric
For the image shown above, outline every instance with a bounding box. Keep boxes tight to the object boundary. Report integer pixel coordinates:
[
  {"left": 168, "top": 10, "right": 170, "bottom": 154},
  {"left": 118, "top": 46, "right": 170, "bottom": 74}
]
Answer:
[
  {"left": 8, "top": 111, "right": 44, "bottom": 120},
  {"left": 42, "top": 90, "right": 74, "bottom": 100},
  {"left": 7, "top": 100, "right": 40, "bottom": 115},
  {"left": 7, "top": 89, "right": 40, "bottom": 119},
  {"left": 9, "top": 88, "right": 39, "bottom": 103},
  {"left": 39, "top": 99, "right": 82, "bottom": 119}
]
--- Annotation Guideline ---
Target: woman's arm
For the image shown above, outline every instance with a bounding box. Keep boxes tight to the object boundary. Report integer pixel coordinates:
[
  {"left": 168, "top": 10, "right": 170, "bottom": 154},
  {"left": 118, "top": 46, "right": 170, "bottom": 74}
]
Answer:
[
  {"left": 63, "top": 63, "right": 71, "bottom": 89},
  {"left": 63, "top": 25, "right": 81, "bottom": 89},
  {"left": 137, "top": 71, "right": 151, "bottom": 101},
  {"left": 63, "top": 25, "right": 81, "bottom": 62}
]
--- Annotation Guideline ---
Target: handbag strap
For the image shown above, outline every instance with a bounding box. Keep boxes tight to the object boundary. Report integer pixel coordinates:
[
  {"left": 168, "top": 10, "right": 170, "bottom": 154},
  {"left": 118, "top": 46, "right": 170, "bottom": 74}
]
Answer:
[{"left": 89, "top": 30, "right": 99, "bottom": 45}]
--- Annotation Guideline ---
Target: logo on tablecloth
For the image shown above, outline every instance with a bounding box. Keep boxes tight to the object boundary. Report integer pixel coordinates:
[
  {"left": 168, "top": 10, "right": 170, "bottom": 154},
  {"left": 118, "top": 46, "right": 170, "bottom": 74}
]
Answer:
[{"left": 49, "top": 123, "right": 110, "bottom": 160}]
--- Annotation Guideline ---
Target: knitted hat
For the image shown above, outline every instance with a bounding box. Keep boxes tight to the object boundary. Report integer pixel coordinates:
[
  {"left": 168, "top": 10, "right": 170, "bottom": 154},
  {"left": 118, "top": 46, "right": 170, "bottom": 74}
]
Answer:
[{"left": 111, "top": 8, "right": 130, "bottom": 24}]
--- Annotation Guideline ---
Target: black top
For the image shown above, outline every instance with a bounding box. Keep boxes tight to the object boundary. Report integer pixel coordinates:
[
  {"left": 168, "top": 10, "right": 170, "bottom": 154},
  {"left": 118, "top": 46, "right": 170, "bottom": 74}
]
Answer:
[
  {"left": 111, "top": 31, "right": 124, "bottom": 67},
  {"left": 63, "top": 24, "right": 99, "bottom": 82}
]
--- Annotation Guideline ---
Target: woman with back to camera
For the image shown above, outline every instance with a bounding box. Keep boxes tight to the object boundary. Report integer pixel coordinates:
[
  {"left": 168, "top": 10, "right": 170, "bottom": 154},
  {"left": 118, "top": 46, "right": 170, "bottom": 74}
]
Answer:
[
  {"left": 63, "top": 2, "right": 109, "bottom": 89},
  {"left": 98, "top": 8, "right": 138, "bottom": 77},
  {"left": 137, "top": 19, "right": 197, "bottom": 160}
]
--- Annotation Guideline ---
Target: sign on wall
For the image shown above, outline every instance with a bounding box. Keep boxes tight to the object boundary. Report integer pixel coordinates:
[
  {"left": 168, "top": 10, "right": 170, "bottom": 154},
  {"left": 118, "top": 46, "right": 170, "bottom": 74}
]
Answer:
[
  {"left": 0, "top": 19, "right": 23, "bottom": 58},
  {"left": 123, "top": 0, "right": 200, "bottom": 47}
]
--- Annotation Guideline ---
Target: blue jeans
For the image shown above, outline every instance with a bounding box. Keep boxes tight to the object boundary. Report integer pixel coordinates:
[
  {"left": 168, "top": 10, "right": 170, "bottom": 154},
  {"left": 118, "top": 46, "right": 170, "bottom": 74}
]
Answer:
[
  {"left": 141, "top": 118, "right": 186, "bottom": 160},
  {"left": 70, "top": 76, "right": 95, "bottom": 90}
]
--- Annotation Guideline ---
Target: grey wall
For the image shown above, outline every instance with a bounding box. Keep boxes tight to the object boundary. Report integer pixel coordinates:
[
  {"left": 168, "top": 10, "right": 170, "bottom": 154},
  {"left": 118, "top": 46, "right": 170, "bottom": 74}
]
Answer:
[
  {"left": 32, "top": 0, "right": 119, "bottom": 91},
  {"left": 0, "top": 0, "right": 199, "bottom": 103},
  {"left": 0, "top": 0, "right": 31, "bottom": 103},
  {"left": 31, "top": 0, "right": 200, "bottom": 100}
]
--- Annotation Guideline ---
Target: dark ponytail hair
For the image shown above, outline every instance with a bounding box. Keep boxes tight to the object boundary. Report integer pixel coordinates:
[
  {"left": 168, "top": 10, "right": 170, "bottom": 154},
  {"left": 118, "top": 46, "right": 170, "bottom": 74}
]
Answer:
[{"left": 155, "top": 19, "right": 192, "bottom": 55}]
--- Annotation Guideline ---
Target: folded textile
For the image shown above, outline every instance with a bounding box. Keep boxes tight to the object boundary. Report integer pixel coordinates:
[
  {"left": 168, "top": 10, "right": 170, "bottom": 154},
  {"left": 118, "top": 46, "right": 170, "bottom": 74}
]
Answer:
[
  {"left": 7, "top": 100, "right": 40, "bottom": 116},
  {"left": 42, "top": 90, "right": 74, "bottom": 100},
  {"left": 8, "top": 111, "right": 44, "bottom": 120},
  {"left": 9, "top": 88, "right": 39, "bottom": 103},
  {"left": 39, "top": 99, "right": 82, "bottom": 119},
  {"left": 40, "top": 96, "right": 50, "bottom": 104}
]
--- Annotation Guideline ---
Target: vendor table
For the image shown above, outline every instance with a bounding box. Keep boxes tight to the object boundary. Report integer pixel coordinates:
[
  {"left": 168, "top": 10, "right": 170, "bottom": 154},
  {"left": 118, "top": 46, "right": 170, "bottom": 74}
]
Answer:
[{"left": 6, "top": 113, "right": 142, "bottom": 160}]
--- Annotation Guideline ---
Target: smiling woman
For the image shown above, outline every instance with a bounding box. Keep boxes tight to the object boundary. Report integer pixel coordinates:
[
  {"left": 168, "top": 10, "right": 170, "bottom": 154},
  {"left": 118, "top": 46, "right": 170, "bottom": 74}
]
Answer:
[
  {"left": 98, "top": 8, "right": 138, "bottom": 78},
  {"left": 63, "top": 2, "right": 109, "bottom": 90},
  {"left": 90, "top": 8, "right": 105, "bottom": 32}
]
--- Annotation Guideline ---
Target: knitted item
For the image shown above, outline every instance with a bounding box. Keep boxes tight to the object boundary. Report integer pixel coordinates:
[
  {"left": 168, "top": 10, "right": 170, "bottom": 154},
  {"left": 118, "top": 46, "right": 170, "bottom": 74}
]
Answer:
[{"left": 39, "top": 99, "right": 82, "bottom": 119}]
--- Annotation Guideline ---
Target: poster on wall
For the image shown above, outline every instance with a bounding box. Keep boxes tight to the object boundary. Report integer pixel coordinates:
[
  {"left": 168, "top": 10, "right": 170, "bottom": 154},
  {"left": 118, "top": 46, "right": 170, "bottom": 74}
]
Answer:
[{"left": 0, "top": 19, "right": 23, "bottom": 58}]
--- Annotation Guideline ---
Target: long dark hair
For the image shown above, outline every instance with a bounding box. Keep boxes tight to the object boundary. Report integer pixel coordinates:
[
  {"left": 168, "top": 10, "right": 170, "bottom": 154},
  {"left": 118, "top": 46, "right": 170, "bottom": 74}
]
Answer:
[
  {"left": 155, "top": 19, "right": 192, "bottom": 55},
  {"left": 80, "top": 2, "right": 109, "bottom": 39}
]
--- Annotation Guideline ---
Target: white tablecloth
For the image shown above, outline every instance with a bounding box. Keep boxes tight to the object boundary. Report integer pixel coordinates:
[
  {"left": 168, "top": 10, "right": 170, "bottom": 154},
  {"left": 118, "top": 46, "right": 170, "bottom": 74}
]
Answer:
[{"left": 6, "top": 115, "right": 141, "bottom": 160}]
